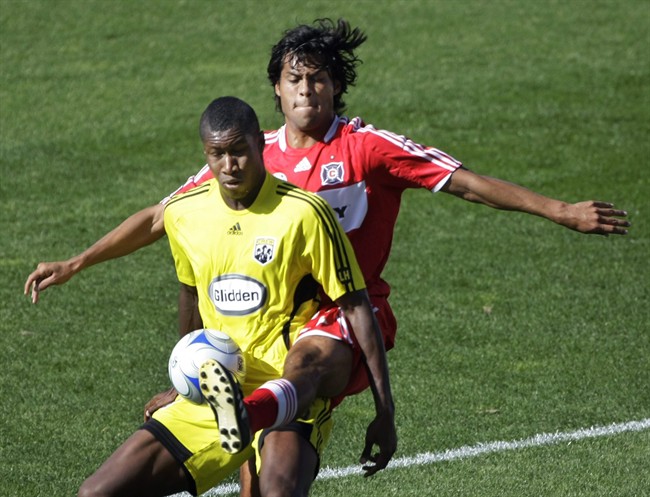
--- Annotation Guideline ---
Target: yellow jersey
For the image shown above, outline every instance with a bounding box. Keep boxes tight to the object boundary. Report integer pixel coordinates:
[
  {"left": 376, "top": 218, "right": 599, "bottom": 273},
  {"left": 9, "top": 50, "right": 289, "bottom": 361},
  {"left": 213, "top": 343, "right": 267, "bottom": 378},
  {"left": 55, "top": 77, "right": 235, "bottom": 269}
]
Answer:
[{"left": 163, "top": 173, "right": 365, "bottom": 392}]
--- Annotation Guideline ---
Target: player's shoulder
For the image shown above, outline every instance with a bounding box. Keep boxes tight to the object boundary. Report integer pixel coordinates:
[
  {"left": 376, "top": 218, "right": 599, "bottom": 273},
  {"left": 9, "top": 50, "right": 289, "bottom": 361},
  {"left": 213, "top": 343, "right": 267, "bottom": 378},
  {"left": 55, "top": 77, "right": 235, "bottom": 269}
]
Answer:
[
  {"left": 161, "top": 164, "right": 213, "bottom": 205},
  {"left": 339, "top": 115, "right": 375, "bottom": 135},
  {"left": 337, "top": 115, "right": 393, "bottom": 148},
  {"left": 264, "top": 128, "right": 281, "bottom": 145},
  {"left": 164, "top": 180, "right": 213, "bottom": 212},
  {"left": 272, "top": 176, "right": 322, "bottom": 204},
  {"left": 342, "top": 114, "right": 459, "bottom": 162},
  {"left": 343, "top": 115, "right": 400, "bottom": 140},
  {"left": 272, "top": 177, "right": 333, "bottom": 217}
]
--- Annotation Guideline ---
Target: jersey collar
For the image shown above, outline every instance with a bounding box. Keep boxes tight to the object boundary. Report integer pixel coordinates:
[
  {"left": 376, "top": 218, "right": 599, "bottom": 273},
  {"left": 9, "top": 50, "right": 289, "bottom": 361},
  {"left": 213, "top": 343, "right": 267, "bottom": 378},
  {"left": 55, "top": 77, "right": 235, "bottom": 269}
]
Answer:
[{"left": 278, "top": 115, "right": 342, "bottom": 152}]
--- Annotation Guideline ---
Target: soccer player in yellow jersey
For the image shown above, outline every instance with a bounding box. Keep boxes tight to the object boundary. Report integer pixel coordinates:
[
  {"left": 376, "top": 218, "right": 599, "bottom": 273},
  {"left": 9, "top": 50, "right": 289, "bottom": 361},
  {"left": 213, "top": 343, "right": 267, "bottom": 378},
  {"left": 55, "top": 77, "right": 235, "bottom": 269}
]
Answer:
[{"left": 77, "top": 96, "right": 395, "bottom": 497}]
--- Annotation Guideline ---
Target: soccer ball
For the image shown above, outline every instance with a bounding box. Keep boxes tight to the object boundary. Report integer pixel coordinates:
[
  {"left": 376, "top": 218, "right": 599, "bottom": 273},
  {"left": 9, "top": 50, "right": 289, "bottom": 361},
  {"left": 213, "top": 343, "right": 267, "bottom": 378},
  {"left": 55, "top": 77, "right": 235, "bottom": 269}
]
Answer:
[{"left": 168, "top": 328, "right": 246, "bottom": 404}]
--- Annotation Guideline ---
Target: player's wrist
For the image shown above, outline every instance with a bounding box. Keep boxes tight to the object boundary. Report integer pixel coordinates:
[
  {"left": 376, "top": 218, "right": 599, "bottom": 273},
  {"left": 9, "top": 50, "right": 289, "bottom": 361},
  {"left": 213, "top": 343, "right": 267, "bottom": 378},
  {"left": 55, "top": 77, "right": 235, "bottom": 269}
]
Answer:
[
  {"left": 373, "top": 390, "right": 395, "bottom": 415},
  {"left": 68, "top": 254, "right": 87, "bottom": 274},
  {"left": 550, "top": 201, "right": 574, "bottom": 228}
]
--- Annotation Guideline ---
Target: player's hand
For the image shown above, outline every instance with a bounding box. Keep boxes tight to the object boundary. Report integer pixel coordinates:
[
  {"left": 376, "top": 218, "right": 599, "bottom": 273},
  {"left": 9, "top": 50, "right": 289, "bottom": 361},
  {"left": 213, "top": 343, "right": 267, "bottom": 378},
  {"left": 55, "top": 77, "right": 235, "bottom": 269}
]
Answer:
[
  {"left": 360, "top": 409, "right": 397, "bottom": 477},
  {"left": 560, "top": 201, "right": 630, "bottom": 235},
  {"left": 23, "top": 260, "right": 76, "bottom": 304},
  {"left": 144, "top": 387, "right": 178, "bottom": 421}
]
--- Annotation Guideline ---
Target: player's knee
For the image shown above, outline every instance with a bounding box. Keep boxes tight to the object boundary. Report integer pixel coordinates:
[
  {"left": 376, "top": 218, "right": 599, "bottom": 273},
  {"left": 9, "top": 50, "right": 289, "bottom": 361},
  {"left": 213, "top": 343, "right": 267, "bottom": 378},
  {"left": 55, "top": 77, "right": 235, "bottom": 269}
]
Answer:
[
  {"left": 77, "top": 482, "right": 98, "bottom": 497},
  {"left": 288, "top": 340, "right": 351, "bottom": 393},
  {"left": 288, "top": 336, "right": 351, "bottom": 372},
  {"left": 77, "top": 476, "right": 112, "bottom": 497}
]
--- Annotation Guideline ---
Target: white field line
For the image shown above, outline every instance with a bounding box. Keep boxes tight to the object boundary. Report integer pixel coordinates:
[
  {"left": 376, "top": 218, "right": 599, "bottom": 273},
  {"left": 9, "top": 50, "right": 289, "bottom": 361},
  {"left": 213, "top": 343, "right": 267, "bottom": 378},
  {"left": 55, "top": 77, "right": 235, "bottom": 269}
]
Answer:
[{"left": 173, "top": 418, "right": 650, "bottom": 497}]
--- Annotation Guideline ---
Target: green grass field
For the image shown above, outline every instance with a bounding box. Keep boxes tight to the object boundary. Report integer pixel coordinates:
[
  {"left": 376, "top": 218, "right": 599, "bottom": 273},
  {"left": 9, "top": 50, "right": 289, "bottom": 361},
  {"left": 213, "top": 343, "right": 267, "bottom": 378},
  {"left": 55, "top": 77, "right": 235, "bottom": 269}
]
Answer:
[{"left": 1, "top": 1, "right": 648, "bottom": 496}]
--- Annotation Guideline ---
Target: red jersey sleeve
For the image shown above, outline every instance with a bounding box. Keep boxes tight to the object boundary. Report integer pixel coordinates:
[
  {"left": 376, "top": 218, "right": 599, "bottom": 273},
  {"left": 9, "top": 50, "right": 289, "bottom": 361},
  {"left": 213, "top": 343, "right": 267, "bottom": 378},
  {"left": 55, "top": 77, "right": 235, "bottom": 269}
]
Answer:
[
  {"left": 160, "top": 164, "right": 215, "bottom": 205},
  {"left": 356, "top": 123, "right": 462, "bottom": 192}
]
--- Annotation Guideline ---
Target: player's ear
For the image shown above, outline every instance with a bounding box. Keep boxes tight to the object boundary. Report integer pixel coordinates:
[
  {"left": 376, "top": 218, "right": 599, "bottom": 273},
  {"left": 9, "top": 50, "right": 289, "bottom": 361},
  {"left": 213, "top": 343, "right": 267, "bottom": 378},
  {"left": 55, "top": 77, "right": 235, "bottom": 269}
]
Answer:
[
  {"left": 274, "top": 82, "right": 281, "bottom": 98},
  {"left": 333, "top": 79, "right": 342, "bottom": 96}
]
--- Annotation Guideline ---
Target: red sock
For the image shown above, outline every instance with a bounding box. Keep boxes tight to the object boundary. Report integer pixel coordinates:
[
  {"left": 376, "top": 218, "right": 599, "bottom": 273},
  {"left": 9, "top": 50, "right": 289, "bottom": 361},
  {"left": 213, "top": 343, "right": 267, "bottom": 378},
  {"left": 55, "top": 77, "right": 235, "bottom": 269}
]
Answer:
[{"left": 244, "top": 379, "right": 298, "bottom": 433}]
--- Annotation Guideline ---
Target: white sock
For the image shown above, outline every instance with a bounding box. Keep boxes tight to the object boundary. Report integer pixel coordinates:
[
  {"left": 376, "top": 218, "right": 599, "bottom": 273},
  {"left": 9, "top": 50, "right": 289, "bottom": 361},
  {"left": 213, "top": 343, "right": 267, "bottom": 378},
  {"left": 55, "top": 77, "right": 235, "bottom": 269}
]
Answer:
[{"left": 259, "top": 378, "right": 298, "bottom": 428}]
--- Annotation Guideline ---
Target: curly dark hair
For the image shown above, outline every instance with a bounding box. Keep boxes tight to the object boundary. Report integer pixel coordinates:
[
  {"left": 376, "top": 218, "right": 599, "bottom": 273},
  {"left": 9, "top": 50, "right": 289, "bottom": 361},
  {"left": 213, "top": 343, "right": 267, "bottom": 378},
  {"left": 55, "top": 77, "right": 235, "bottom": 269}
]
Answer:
[{"left": 267, "top": 18, "right": 367, "bottom": 114}]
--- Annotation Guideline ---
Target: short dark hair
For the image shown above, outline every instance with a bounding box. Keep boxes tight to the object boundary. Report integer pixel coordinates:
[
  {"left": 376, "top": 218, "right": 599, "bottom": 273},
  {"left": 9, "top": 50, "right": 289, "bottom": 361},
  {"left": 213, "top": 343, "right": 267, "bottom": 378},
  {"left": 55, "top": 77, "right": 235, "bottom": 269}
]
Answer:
[
  {"left": 267, "top": 18, "right": 367, "bottom": 114},
  {"left": 199, "top": 96, "right": 260, "bottom": 140}
]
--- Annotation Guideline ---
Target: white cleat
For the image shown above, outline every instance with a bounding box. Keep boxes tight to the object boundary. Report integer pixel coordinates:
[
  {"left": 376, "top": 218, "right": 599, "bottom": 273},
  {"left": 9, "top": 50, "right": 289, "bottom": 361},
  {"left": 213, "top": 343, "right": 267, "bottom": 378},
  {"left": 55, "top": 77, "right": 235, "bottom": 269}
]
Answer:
[{"left": 199, "top": 359, "right": 251, "bottom": 454}]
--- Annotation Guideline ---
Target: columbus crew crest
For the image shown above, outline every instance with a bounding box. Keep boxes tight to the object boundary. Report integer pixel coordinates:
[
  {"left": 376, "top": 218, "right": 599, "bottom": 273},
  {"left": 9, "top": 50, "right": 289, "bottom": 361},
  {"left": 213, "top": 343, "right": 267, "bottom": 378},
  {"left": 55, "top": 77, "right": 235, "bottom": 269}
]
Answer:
[{"left": 253, "top": 237, "right": 276, "bottom": 265}]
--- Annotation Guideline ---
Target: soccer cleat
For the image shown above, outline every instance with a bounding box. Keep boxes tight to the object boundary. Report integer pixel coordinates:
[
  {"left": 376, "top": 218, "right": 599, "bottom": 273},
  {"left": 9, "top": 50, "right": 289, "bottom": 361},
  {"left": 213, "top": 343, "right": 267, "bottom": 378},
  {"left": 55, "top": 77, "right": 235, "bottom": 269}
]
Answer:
[{"left": 199, "top": 359, "right": 251, "bottom": 454}]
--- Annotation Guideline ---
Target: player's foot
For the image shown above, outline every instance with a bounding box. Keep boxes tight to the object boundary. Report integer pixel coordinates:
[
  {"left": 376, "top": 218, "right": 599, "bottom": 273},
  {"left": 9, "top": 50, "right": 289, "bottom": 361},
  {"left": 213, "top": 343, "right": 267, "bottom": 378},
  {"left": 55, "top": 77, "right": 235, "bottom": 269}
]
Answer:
[{"left": 199, "top": 359, "right": 251, "bottom": 454}]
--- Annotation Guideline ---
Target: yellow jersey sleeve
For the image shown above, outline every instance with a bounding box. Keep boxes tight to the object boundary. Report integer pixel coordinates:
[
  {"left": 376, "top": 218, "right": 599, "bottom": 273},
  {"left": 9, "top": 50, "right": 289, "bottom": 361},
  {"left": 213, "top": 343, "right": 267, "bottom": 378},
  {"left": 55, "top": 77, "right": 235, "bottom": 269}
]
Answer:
[
  {"left": 164, "top": 183, "right": 214, "bottom": 287},
  {"left": 276, "top": 183, "right": 365, "bottom": 302}
]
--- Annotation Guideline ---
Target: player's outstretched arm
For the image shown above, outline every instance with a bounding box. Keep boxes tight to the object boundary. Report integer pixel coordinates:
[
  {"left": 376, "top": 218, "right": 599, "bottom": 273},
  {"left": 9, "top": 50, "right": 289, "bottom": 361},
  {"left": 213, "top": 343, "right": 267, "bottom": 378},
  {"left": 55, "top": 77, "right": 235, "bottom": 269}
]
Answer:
[
  {"left": 24, "top": 203, "right": 166, "bottom": 303},
  {"left": 442, "top": 168, "right": 630, "bottom": 236},
  {"left": 336, "top": 289, "right": 397, "bottom": 477}
]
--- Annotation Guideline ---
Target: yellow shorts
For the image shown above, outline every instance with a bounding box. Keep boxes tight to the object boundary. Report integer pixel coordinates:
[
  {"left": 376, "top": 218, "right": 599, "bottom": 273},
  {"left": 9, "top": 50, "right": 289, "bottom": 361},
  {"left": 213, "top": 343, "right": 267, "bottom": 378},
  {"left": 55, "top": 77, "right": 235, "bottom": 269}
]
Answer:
[
  {"left": 252, "top": 396, "right": 333, "bottom": 477},
  {"left": 144, "top": 396, "right": 333, "bottom": 495}
]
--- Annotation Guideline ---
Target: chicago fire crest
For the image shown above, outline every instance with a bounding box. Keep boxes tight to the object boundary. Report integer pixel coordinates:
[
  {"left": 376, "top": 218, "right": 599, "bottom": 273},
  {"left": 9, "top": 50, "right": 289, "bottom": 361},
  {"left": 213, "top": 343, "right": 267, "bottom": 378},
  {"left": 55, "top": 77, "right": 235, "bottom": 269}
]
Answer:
[{"left": 320, "top": 162, "right": 344, "bottom": 185}]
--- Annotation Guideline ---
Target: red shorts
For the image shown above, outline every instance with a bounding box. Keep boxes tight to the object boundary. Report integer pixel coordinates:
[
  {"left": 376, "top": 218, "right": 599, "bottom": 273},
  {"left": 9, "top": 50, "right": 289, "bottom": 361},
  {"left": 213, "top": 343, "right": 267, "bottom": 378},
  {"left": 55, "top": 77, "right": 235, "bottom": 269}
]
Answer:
[{"left": 295, "top": 297, "right": 396, "bottom": 408}]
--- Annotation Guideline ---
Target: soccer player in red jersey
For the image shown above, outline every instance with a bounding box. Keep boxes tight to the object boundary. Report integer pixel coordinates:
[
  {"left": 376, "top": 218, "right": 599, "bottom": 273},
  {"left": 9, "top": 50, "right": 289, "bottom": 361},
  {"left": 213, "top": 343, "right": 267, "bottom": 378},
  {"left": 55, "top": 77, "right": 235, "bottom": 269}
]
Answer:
[{"left": 25, "top": 18, "right": 629, "bottom": 497}]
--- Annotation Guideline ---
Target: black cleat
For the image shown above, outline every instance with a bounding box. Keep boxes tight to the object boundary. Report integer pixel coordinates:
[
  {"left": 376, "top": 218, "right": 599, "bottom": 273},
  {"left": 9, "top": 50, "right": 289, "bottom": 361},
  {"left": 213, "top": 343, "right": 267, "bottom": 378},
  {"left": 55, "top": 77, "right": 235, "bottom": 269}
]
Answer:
[{"left": 199, "top": 359, "right": 251, "bottom": 454}]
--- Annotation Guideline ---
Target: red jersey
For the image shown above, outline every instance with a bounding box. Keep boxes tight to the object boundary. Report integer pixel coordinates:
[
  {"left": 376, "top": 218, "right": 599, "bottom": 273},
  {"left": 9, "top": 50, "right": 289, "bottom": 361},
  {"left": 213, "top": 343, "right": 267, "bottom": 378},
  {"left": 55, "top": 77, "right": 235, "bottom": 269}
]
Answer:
[{"left": 164, "top": 116, "right": 461, "bottom": 301}]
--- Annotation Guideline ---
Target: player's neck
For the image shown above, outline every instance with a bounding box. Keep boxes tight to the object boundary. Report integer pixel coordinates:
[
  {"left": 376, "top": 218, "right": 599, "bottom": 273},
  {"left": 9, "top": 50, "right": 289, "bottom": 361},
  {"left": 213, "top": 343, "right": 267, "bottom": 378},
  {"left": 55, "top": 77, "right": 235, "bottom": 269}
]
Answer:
[{"left": 284, "top": 119, "right": 331, "bottom": 149}]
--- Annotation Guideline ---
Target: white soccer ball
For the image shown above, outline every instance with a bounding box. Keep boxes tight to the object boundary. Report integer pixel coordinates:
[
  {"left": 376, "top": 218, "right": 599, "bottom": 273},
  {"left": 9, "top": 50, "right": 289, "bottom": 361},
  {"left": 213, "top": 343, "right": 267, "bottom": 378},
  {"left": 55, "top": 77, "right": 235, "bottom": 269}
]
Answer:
[{"left": 168, "top": 328, "right": 246, "bottom": 404}]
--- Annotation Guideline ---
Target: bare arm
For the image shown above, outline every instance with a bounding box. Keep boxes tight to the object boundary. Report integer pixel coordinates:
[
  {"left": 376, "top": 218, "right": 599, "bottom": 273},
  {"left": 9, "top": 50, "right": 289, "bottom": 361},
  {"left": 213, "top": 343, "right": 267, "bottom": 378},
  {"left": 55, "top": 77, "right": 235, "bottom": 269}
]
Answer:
[
  {"left": 24, "top": 203, "right": 165, "bottom": 303},
  {"left": 336, "top": 289, "right": 396, "bottom": 476},
  {"left": 178, "top": 283, "right": 203, "bottom": 336},
  {"left": 144, "top": 283, "right": 202, "bottom": 421},
  {"left": 442, "top": 168, "right": 630, "bottom": 235}
]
